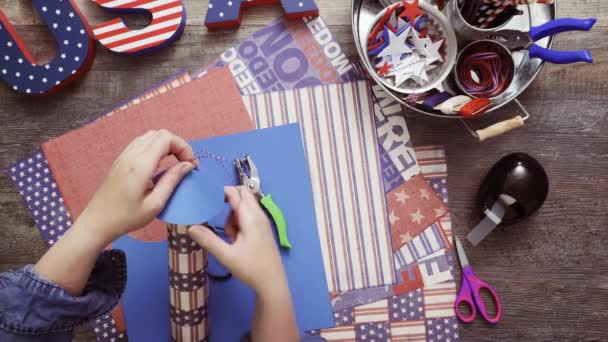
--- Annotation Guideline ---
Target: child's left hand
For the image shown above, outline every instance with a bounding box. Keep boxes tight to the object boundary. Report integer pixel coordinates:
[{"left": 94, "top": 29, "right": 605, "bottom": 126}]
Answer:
[{"left": 78, "top": 129, "right": 197, "bottom": 243}]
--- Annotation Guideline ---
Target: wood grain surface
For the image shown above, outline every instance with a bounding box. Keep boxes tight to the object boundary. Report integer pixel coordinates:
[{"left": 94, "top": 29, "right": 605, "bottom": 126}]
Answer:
[{"left": 1, "top": 1, "right": 606, "bottom": 341}]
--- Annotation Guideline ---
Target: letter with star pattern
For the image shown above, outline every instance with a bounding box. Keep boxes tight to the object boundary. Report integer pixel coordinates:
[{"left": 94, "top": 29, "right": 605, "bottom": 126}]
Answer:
[
  {"left": 0, "top": 0, "right": 95, "bottom": 95},
  {"left": 205, "top": 0, "right": 319, "bottom": 29}
]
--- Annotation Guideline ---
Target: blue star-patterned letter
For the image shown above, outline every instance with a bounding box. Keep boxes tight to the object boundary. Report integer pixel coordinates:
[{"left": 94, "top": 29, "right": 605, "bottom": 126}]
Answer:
[
  {"left": 205, "top": 0, "right": 319, "bottom": 29},
  {"left": 0, "top": 0, "right": 96, "bottom": 95}
]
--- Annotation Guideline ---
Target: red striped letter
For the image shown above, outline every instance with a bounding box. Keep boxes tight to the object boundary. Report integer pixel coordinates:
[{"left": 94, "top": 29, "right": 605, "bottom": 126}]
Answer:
[{"left": 92, "top": 0, "right": 186, "bottom": 55}]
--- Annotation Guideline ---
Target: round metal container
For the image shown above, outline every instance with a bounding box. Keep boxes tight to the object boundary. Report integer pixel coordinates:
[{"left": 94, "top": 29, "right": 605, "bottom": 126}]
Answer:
[{"left": 352, "top": 0, "right": 557, "bottom": 119}]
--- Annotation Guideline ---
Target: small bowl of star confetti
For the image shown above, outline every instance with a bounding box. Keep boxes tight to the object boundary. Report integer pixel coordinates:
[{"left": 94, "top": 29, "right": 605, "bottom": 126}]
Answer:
[{"left": 364, "top": 0, "right": 457, "bottom": 94}]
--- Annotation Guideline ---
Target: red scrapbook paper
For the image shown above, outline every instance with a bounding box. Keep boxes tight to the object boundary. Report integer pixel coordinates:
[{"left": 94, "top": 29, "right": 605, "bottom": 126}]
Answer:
[{"left": 41, "top": 68, "right": 254, "bottom": 238}]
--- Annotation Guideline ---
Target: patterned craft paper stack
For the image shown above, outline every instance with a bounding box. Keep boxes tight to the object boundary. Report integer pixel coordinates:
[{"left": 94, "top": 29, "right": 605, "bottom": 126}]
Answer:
[
  {"left": 7, "top": 14, "right": 460, "bottom": 342},
  {"left": 308, "top": 146, "right": 459, "bottom": 342},
  {"left": 192, "top": 14, "right": 459, "bottom": 340}
]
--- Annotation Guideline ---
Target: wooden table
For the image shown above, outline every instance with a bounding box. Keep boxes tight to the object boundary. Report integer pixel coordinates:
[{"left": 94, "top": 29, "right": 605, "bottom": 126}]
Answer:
[{"left": 0, "top": 1, "right": 606, "bottom": 340}]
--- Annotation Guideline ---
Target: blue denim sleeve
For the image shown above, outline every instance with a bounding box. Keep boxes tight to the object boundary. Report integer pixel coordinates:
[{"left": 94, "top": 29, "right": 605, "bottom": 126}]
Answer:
[{"left": 0, "top": 249, "right": 127, "bottom": 341}]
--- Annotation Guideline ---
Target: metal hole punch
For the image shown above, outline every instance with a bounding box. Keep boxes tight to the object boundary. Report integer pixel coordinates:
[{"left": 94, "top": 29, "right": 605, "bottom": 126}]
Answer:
[{"left": 235, "top": 155, "right": 292, "bottom": 249}]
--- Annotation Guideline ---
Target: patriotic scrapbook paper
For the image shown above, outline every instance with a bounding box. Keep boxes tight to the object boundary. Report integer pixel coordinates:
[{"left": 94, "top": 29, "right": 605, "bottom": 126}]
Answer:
[
  {"left": 41, "top": 68, "right": 253, "bottom": 227},
  {"left": 244, "top": 80, "right": 395, "bottom": 292},
  {"left": 7, "top": 14, "right": 461, "bottom": 342},
  {"left": 198, "top": 17, "right": 420, "bottom": 293},
  {"left": 8, "top": 69, "right": 259, "bottom": 342},
  {"left": 8, "top": 72, "right": 192, "bottom": 342},
  {"left": 37, "top": 67, "right": 253, "bottom": 339},
  {"left": 195, "top": 15, "right": 363, "bottom": 92},
  {"left": 307, "top": 146, "right": 460, "bottom": 342},
  {"left": 387, "top": 174, "right": 449, "bottom": 251}
]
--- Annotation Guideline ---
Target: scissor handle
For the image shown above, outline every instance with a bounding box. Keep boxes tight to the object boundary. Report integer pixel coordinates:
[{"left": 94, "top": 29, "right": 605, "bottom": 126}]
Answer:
[
  {"left": 529, "top": 18, "right": 596, "bottom": 41},
  {"left": 454, "top": 270, "right": 477, "bottom": 323},
  {"left": 260, "top": 194, "right": 291, "bottom": 249},
  {"left": 462, "top": 267, "right": 502, "bottom": 324},
  {"left": 529, "top": 45, "right": 593, "bottom": 64}
]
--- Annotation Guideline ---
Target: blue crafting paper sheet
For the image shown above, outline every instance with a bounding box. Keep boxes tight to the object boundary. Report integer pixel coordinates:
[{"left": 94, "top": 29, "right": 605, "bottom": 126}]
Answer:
[
  {"left": 190, "top": 124, "right": 334, "bottom": 341},
  {"left": 111, "top": 236, "right": 170, "bottom": 341}
]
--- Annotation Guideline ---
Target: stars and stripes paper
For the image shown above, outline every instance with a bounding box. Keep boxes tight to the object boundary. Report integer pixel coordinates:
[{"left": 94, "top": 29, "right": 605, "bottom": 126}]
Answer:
[
  {"left": 309, "top": 146, "right": 459, "bottom": 342},
  {"left": 389, "top": 289, "right": 425, "bottom": 321},
  {"left": 0, "top": 0, "right": 95, "bottom": 94},
  {"left": 205, "top": 0, "right": 319, "bottom": 29},
  {"left": 8, "top": 73, "right": 192, "bottom": 342},
  {"left": 333, "top": 308, "right": 355, "bottom": 327},
  {"left": 8, "top": 152, "right": 72, "bottom": 246},
  {"left": 355, "top": 322, "right": 391, "bottom": 341},
  {"left": 317, "top": 280, "right": 459, "bottom": 341},
  {"left": 7, "top": 9, "right": 460, "bottom": 338},
  {"left": 92, "top": 0, "right": 186, "bottom": 55},
  {"left": 244, "top": 80, "right": 396, "bottom": 292},
  {"left": 391, "top": 320, "right": 427, "bottom": 342},
  {"left": 423, "top": 281, "right": 457, "bottom": 319},
  {"left": 92, "top": 315, "right": 128, "bottom": 342},
  {"left": 425, "top": 317, "right": 460, "bottom": 342},
  {"left": 317, "top": 282, "right": 459, "bottom": 342},
  {"left": 393, "top": 223, "right": 450, "bottom": 271},
  {"left": 354, "top": 299, "right": 391, "bottom": 323},
  {"left": 386, "top": 173, "right": 449, "bottom": 251},
  {"left": 328, "top": 146, "right": 455, "bottom": 311},
  {"left": 416, "top": 146, "right": 448, "bottom": 179}
]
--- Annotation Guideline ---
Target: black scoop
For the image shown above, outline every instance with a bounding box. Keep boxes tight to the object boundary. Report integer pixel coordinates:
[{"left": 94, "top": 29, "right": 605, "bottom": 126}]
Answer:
[{"left": 477, "top": 153, "right": 549, "bottom": 225}]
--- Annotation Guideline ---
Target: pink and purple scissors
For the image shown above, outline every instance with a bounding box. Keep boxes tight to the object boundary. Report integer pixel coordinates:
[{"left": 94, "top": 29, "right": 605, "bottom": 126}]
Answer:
[{"left": 454, "top": 236, "right": 502, "bottom": 324}]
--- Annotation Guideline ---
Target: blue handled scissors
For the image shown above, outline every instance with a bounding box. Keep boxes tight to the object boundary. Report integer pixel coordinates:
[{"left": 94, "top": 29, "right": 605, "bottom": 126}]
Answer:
[{"left": 486, "top": 18, "right": 597, "bottom": 64}]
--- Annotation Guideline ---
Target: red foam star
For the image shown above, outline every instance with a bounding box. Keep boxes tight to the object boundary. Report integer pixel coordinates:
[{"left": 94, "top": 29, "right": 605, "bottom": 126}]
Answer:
[
  {"left": 377, "top": 61, "right": 392, "bottom": 76},
  {"left": 400, "top": 0, "right": 425, "bottom": 23}
]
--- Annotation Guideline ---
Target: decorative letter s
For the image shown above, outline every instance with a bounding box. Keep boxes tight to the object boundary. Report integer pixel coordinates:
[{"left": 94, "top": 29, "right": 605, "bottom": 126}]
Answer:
[{"left": 91, "top": 0, "right": 186, "bottom": 55}]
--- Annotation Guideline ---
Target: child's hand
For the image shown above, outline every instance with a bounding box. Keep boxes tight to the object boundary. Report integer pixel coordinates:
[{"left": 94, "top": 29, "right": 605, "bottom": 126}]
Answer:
[
  {"left": 188, "top": 186, "right": 286, "bottom": 294},
  {"left": 79, "top": 129, "right": 197, "bottom": 243}
]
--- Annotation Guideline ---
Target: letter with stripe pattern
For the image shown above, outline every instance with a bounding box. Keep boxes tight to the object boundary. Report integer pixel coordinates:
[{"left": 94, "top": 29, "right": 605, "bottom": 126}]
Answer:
[{"left": 91, "top": 0, "right": 186, "bottom": 55}]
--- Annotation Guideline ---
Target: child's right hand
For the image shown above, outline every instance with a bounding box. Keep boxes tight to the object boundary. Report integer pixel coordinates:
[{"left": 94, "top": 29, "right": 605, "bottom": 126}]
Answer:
[{"left": 188, "top": 186, "right": 286, "bottom": 294}]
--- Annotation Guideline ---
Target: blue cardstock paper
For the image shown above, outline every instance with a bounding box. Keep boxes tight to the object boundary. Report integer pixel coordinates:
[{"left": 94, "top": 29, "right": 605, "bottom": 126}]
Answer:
[
  {"left": 158, "top": 161, "right": 226, "bottom": 225},
  {"left": 111, "top": 236, "right": 170, "bottom": 341},
  {"left": 189, "top": 124, "right": 334, "bottom": 341}
]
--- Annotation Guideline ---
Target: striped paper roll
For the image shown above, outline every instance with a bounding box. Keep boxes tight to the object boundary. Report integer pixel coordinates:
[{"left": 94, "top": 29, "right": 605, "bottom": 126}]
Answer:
[{"left": 168, "top": 224, "right": 209, "bottom": 342}]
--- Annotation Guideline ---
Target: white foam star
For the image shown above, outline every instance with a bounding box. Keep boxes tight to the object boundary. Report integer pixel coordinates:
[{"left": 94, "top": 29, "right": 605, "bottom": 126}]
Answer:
[{"left": 377, "top": 27, "right": 413, "bottom": 61}]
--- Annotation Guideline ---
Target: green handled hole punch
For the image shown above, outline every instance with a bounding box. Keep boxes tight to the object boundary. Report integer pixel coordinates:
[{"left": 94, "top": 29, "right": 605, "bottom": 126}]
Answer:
[{"left": 235, "top": 155, "right": 291, "bottom": 249}]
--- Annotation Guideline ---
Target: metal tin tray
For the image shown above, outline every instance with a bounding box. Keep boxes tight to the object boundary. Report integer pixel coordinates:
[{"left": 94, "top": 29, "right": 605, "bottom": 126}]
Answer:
[{"left": 352, "top": 0, "right": 557, "bottom": 120}]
